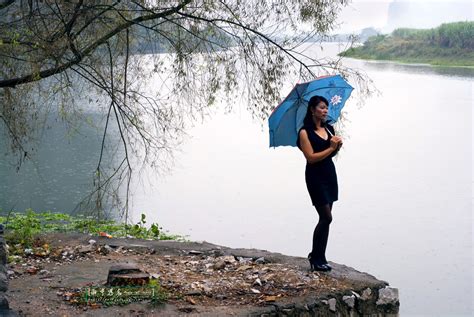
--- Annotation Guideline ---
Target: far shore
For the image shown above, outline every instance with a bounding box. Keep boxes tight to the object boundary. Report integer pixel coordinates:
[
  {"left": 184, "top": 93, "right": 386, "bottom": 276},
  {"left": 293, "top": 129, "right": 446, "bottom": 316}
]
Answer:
[
  {"left": 339, "top": 21, "right": 474, "bottom": 68},
  {"left": 342, "top": 55, "right": 474, "bottom": 69}
]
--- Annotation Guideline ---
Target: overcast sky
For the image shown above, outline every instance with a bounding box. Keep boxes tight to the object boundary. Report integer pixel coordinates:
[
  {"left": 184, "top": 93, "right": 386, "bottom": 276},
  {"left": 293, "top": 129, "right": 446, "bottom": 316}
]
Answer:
[{"left": 333, "top": 0, "right": 474, "bottom": 34}]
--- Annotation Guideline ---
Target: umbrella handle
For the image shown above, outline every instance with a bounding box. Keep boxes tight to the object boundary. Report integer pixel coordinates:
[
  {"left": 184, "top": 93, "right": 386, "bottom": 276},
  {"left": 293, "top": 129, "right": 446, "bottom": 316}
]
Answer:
[{"left": 325, "top": 127, "right": 334, "bottom": 137}]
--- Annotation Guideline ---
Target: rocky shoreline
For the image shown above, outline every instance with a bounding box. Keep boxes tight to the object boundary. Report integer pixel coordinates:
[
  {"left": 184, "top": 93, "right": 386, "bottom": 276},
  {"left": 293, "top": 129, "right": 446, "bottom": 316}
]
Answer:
[{"left": 1, "top": 232, "right": 399, "bottom": 316}]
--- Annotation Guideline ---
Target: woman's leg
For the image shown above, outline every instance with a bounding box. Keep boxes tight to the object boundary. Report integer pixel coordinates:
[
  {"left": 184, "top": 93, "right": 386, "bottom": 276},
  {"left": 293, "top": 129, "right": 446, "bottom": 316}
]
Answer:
[
  {"left": 321, "top": 202, "right": 333, "bottom": 263},
  {"left": 312, "top": 203, "right": 333, "bottom": 263}
]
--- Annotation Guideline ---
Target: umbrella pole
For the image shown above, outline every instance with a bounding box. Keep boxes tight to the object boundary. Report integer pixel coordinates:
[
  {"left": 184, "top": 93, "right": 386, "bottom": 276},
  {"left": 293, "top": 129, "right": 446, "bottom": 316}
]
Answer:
[{"left": 325, "top": 126, "right": 334, "bottom": 137}]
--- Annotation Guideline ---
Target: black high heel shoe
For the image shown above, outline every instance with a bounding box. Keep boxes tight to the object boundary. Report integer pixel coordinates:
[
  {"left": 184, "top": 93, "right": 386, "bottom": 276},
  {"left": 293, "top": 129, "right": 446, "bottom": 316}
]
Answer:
[
  {"left": 322, "top": 262, "right": 332, "bottom": 270},
  {"left": 321, "top": 257, "right": 332, "bottom": 270},
  {"left": 308, "top": 253, "right": 331, "bottom": 272},
  {"left": 313, "top": 253, "right": 332, "bottom": 271}
]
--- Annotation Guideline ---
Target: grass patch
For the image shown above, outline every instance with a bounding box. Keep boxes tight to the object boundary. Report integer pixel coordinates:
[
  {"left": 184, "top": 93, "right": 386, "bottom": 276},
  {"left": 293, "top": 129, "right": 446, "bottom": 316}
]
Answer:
[{"left": 0, "top": 209, "right": 185, "bottom": 250}]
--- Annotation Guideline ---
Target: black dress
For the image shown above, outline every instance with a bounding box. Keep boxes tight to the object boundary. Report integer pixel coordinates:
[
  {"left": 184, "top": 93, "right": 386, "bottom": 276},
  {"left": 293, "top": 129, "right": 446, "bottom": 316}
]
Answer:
[{"left": 297, "top": 125, "right": 338, "bottom": 207}]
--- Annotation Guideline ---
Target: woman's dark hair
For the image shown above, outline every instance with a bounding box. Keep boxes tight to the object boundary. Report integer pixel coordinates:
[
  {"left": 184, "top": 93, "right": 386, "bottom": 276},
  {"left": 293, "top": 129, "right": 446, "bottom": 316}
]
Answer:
[{"left": 302, "top": 95, "right": 329, "bottom": 129}]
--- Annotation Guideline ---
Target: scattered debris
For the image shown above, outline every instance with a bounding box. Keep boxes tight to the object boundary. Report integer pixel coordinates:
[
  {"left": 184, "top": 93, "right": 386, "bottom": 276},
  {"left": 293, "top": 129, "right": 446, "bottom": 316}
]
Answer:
[
  {"left": 8, "top": 241, "right": 351, "bottom": 310},
  {"left": 99, "top": 232, "right": 112, "bottom": 238},
  {"left": 6, "top": 235, "right": 398, "bottom": 316}
]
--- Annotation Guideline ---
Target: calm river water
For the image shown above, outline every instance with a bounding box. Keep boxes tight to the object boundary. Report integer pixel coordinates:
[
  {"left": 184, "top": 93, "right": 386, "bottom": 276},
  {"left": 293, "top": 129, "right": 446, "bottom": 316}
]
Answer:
[{"left": 1, "top": 43, "right": 472, "bottom": 316}]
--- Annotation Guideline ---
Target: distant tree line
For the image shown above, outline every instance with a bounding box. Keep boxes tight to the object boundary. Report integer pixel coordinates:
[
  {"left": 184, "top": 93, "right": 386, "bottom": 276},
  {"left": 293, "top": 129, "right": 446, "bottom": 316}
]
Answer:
[
  {"left": 390, "top": 21, "right": 474, "bottom": 50},
  {"left": 339, "top": 21, "right": 474, "bottom": 67}
]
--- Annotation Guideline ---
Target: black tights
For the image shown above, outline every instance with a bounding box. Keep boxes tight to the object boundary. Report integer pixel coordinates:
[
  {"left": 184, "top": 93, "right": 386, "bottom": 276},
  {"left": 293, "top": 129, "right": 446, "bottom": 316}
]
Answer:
[{"left": 311, "top": 202, "right": 333, "bottom": 263}]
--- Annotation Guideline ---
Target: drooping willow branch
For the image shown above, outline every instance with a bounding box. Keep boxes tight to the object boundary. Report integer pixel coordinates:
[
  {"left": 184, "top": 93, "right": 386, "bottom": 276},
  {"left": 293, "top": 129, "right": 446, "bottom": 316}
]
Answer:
[{"left": 0, "top": 0, "right": 193, "bottom": 88}]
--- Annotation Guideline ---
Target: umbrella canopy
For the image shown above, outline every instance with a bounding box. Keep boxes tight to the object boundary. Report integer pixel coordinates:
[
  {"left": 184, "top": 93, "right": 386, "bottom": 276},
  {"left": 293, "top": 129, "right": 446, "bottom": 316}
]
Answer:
[{"left": 268, "top": 74, "right": 354, "bottom": 147}]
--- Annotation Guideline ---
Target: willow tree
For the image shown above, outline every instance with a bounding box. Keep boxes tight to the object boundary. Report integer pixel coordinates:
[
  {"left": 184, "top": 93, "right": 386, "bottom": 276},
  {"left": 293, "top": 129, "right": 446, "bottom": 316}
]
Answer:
[{"left": 0, "top": 0, "right": 369, "bottom": 217}]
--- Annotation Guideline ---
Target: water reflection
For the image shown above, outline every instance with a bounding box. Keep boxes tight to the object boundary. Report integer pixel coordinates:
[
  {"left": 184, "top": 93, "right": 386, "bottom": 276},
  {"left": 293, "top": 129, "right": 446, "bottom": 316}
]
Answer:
[{"left": 0, "top": 113, "right": 109, "bottom": 214}]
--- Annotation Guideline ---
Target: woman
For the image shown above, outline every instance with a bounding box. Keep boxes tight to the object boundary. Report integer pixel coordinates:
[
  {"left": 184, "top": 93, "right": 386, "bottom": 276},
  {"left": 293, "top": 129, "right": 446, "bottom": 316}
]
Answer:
[{"left": 297, "top": 95, "right": 343, "bottom": 272}]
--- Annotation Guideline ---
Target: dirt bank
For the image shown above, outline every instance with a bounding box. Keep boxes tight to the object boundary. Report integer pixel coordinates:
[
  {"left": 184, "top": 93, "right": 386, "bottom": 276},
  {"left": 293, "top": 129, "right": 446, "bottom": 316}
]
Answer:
[{"left": 5, "top": 233, "right": 399, "bottom": 316}]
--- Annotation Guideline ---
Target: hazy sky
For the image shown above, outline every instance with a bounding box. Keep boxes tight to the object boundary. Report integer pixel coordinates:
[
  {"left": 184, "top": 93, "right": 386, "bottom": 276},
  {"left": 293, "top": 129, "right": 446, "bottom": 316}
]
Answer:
[{"left": 334, "top": 0, "right": 474, "bottom": 34}]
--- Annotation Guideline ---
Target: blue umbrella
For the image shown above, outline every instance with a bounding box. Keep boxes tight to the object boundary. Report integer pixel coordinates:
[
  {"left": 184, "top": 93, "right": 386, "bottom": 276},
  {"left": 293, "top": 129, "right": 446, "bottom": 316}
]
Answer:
[{"left": 268, "top": 74, "right": 354, "bottom": 147}]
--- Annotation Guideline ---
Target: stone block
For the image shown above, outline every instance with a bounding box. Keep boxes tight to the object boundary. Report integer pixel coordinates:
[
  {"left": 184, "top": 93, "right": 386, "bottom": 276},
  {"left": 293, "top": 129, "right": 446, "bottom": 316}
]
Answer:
[
  {"left": 328, "top": 298, "right": 337, "bottom": 312},
  {"left": 0, "top": 292, "right": 8, "bottom": 310},
  {"left": 0, "top": 273, "right": 7, "bottom": 292},
  {"left": 343, "top": 295, "right": 356, "bottom": 308},
  {"left": 376, "top": 287, "right": 399, "bottom": 306},
  {"left": 360, "top": 287, "right": 372, "bottom": 300},
  {"left": 107, "top": 263, "right": 149, "bottom": 286},
  {"left": 0, "top": 237, "right": 7, "bottom": 265}
]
